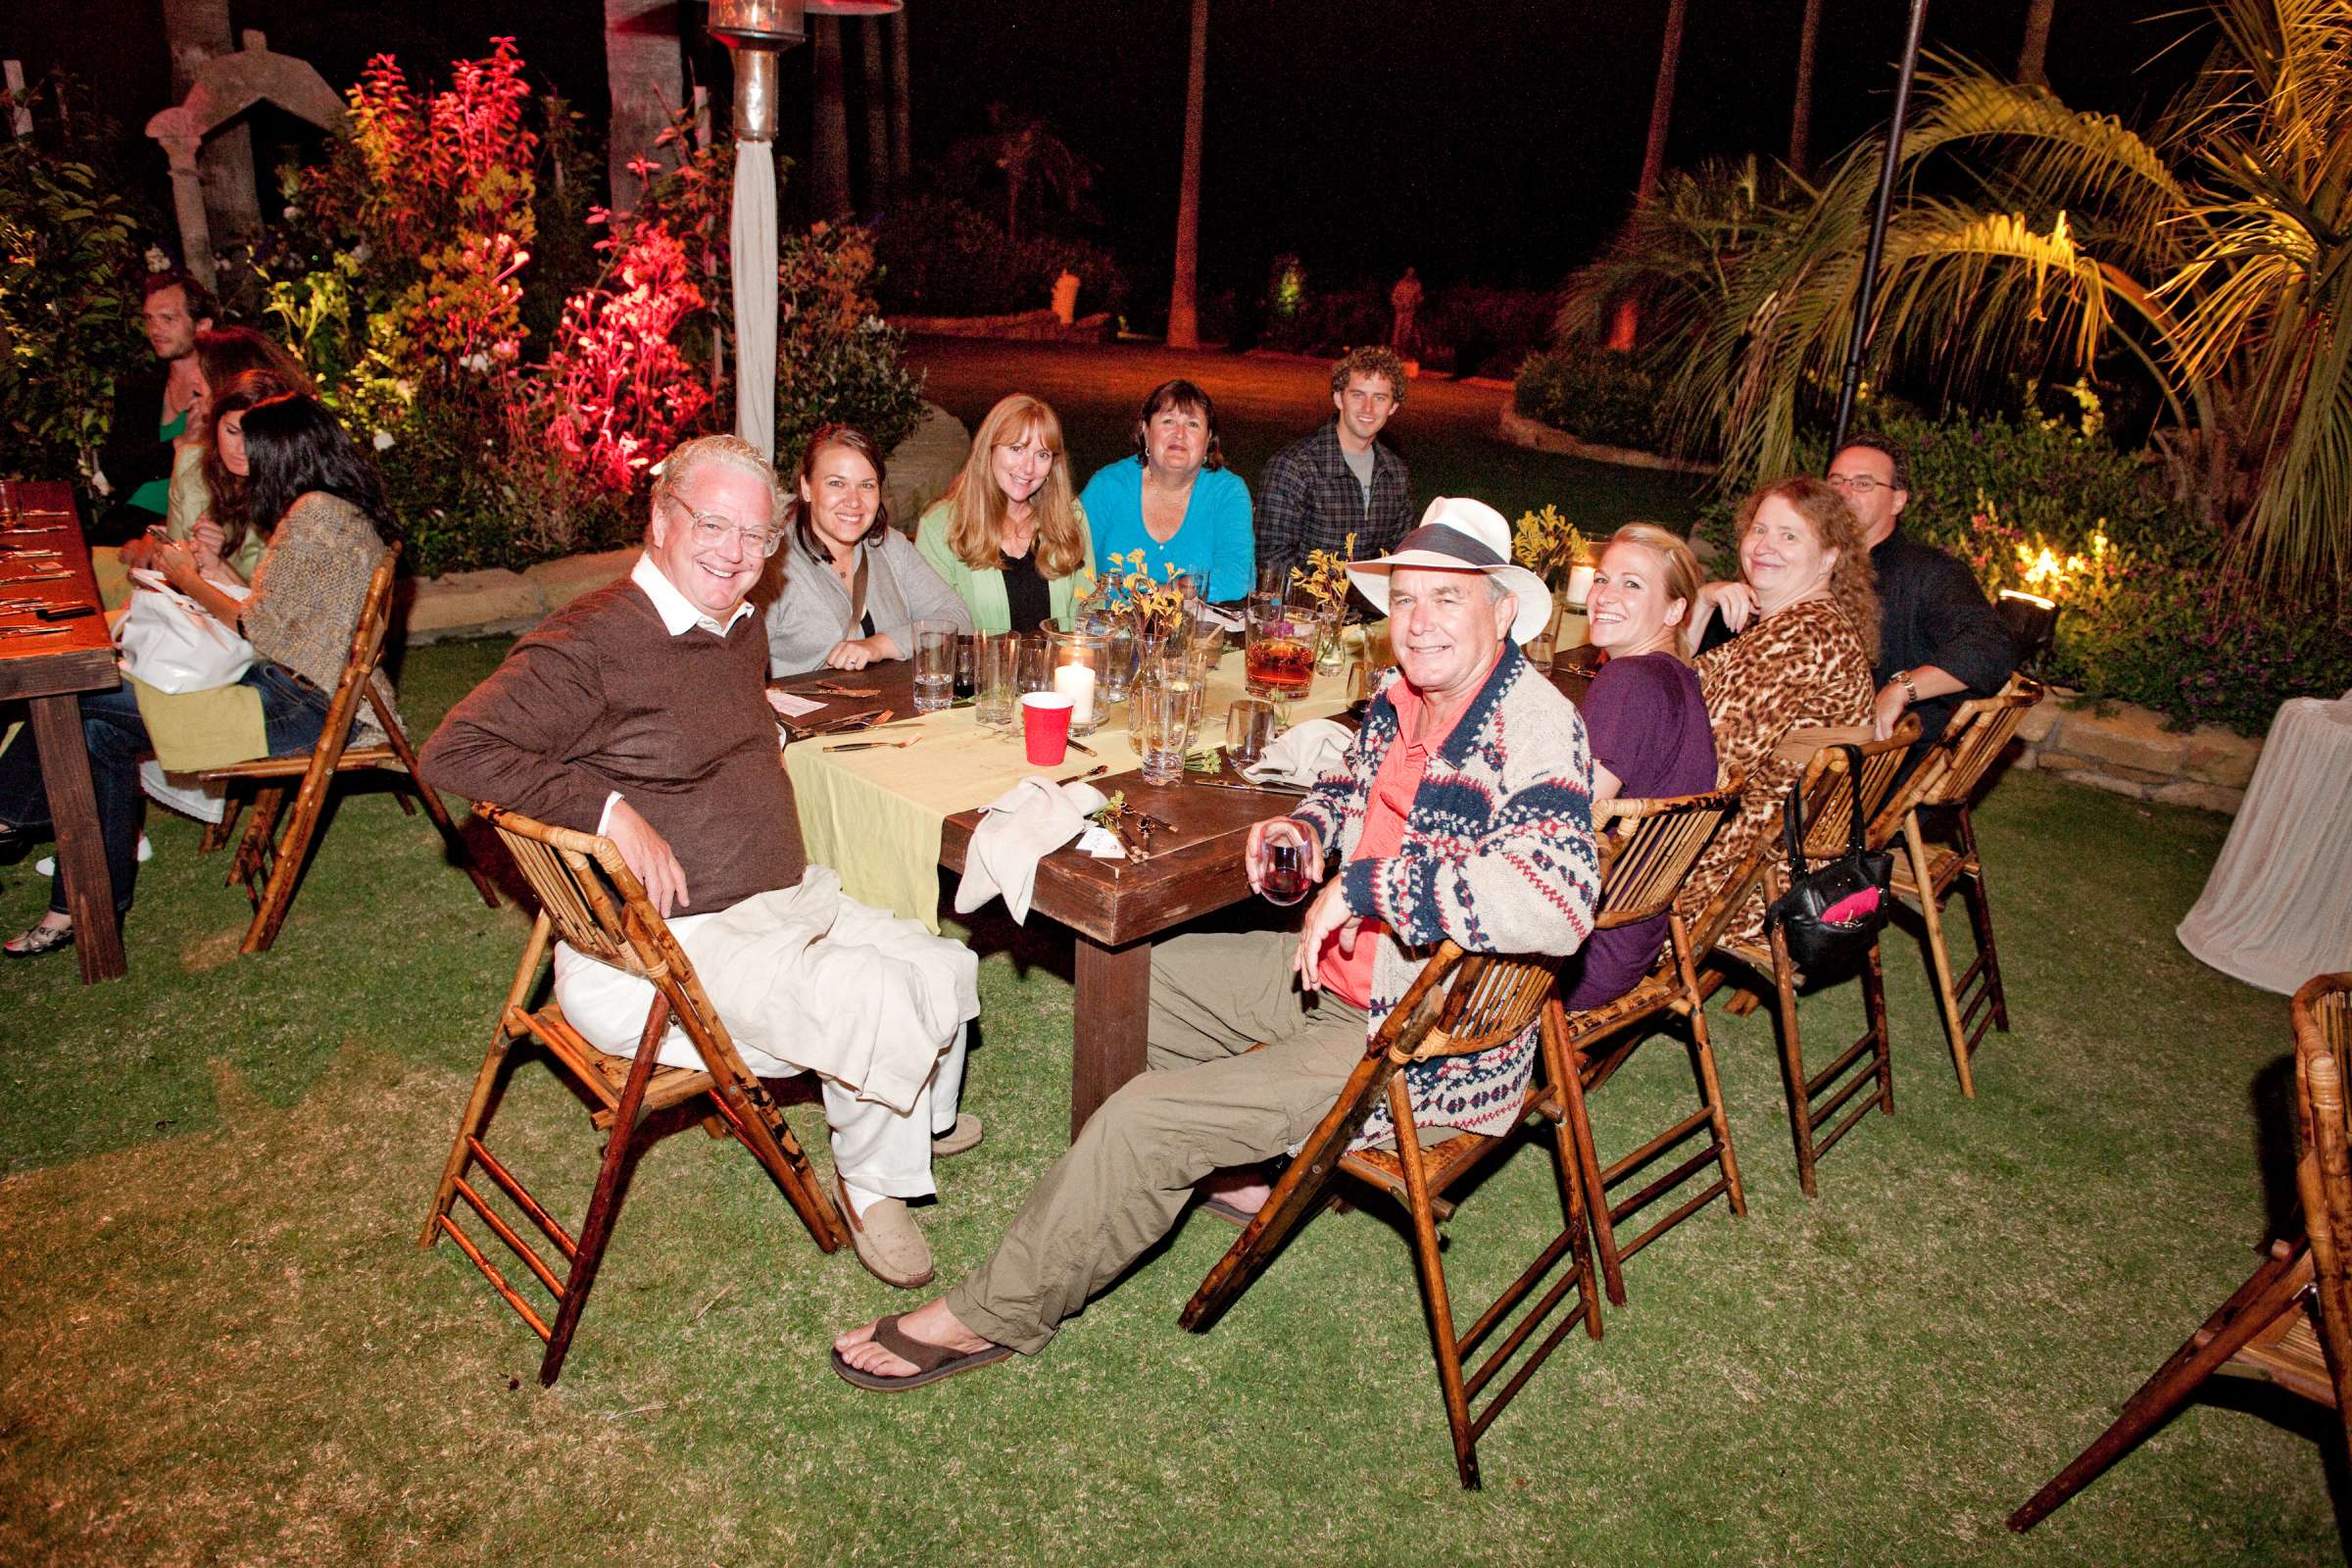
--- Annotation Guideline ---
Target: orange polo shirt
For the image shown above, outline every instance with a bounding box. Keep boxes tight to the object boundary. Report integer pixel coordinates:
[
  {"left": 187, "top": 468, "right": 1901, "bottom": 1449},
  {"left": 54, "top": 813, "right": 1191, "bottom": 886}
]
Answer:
[{"left": 1320, "top": 650, "right": 1497, "bottom": 1008}]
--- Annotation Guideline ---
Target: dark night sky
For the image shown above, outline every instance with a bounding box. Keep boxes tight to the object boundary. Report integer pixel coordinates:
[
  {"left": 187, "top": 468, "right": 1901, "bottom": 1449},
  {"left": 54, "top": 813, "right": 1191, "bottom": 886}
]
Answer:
[{"left": 7, "top": 1, "right": 2206, "bottom": 300}]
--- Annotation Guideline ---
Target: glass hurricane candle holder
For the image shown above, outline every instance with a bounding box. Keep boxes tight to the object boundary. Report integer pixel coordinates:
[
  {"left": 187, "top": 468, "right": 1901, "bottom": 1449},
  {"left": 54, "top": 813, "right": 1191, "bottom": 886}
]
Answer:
[{"left": 1047, "top": 627, "right": 1107, "bottom": 737}]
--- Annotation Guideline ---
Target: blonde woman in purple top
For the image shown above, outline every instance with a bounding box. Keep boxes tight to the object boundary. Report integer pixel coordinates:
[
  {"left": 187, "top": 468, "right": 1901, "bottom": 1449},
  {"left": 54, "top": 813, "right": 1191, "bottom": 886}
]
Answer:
[{"left": 1565, "top": 522, "right": 1718, "bottom": 1008}]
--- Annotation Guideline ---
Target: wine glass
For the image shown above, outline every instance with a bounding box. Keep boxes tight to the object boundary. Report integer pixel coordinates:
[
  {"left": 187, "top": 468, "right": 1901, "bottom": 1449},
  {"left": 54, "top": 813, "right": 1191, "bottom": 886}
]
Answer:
[{"left": 1260, "top": 840, "right": 1312, "bottom": 906}]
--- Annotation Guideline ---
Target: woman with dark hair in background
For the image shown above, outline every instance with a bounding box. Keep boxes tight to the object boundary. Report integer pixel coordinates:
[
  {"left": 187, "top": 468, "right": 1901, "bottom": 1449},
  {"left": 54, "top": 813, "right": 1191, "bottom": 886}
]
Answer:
[
  {"left": 1078, "top": 378, "right": 1253, "bottom": 602},
  {"left": 763, "top": 422, "right": 972, "bottom": 676},
  {"left": 0, "top": 394, "right": 395, "bottom": 956},
  {"left": 121, "top": 333, "right": 312, "bottom": 583}
]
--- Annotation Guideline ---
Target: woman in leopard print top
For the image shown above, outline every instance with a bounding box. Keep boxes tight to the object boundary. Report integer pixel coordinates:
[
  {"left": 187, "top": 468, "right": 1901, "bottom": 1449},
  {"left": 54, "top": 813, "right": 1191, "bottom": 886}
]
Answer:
[{"left": 1674, "top": 477, "right": 1879, "bottom": 947}]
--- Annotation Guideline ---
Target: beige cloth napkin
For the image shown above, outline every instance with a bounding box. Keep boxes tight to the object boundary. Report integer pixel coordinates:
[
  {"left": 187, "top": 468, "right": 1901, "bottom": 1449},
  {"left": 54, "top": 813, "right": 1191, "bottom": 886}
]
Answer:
[
  {"left": 1242, "top": 717, "right": 1351, "bottom": 786},
  {"left": 954, "top": 777, "right": 1115, "bottom": 924}
]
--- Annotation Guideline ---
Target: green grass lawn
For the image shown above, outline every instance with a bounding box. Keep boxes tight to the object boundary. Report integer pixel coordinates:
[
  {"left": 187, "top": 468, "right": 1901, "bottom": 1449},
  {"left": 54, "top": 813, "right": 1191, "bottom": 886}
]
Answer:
[{"left": 1, "top": 633, "right": 2340, "bottom": 1567}]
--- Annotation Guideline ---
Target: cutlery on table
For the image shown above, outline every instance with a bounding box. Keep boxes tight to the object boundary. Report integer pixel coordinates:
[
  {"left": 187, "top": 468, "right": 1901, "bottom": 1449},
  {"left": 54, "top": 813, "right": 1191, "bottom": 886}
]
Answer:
[
  {"left": 804, "top": 681, "right": 881, "bottom": 697},
  {"left": 1191, "top": 777, "right": 1309, "bottom": 797},
  {"left": 1064, "top": 738, "right": 1098, "bottom": 758},
  {"left": 0, "top": 571, "right": 72, "bottom": 585},
  {"left": 0, "top": 625, "right": 70, "bottom": 640},
  {"left": 823, "top": 738, "right": 919, "bottom": 752}
]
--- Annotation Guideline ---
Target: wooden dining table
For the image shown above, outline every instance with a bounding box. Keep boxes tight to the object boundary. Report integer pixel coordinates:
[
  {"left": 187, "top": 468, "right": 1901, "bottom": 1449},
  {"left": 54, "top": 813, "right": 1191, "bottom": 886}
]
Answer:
[
  {"left": 774, "top": 642, "right": 1598, "bottom": 1138},
  {"left": 0, "top": 481, "right": 127, "bottom": 982}
]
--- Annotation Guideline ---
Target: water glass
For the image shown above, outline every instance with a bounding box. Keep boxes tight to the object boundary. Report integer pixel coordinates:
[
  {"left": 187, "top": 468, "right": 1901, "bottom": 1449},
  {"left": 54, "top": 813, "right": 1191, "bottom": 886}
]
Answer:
[
  {"left": 1226, "top": 698, "right": 1278, "bottom": 764},
  {"left": 1136, "top": 680, "right": 1199, "bottom": 786},
  {"left": 1101, "top": 618, "right": 1138, "bottom": 703},
  {"left": 1015, "top": 633, "right": 1054, "bottom": 697},
  {"left": 976, "top": 632, "right": 1019, "bottom": 729},
  {"left": 912, "top": 619, "right": 956, "bottom": 713}
]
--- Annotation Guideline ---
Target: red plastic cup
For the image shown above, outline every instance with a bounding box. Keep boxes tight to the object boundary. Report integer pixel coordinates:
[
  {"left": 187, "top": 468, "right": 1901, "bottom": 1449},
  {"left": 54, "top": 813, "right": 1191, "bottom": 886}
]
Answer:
[{"left": 1019, "top": 692, "right": 1074, "bottom": 764}]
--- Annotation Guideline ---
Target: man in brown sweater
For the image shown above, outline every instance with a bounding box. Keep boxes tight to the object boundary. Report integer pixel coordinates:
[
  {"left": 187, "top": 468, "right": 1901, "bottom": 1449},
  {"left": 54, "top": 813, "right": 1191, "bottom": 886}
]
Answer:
[{"left": 419, "top": 434, "right": 979, "bottom": 1289}]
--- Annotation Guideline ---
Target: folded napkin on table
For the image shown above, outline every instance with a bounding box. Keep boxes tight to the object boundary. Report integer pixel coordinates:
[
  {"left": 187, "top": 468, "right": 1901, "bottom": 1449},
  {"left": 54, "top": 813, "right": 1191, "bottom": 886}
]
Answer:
[
  {"left": 1241, "top": 717, "right": 1351, "bottom": 786},
  {"left": 954, "top": 776, "right": 1121, "bottom": 924}
]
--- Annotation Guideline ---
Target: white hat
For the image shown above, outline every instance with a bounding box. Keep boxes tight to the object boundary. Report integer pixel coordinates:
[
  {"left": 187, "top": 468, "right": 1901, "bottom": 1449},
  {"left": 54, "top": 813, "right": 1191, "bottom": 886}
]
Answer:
[{"left": 1347, "top": 497, "right": 1555, "bottom": 646}]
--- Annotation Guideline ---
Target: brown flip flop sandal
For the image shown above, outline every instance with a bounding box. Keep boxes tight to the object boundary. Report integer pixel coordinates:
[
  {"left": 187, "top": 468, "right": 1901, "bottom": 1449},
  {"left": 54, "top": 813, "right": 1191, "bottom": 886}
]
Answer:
[{"left": 830, "top": 1312, "right": 1013, "bottom": 1392}]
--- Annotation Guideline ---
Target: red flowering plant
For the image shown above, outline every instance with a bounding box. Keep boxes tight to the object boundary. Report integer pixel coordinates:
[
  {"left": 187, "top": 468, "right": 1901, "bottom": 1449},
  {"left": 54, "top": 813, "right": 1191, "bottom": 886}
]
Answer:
[{"left": 530, "top": 220, "right": 710, "bottom": 493}]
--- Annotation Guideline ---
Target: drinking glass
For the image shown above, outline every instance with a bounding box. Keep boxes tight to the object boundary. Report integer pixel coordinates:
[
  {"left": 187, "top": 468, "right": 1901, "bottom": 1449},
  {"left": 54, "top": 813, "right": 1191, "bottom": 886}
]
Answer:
[
  {"left": 976, "top": 632, "right": 1019, "bottom": 729},
  {"left": 1259, "top": 840, "right": 1312, "bottom": 906},
  {"left": 1153, "top": 654, "right": 1204, "bottom": 733},
  {"left": 1311, "top": 602, "right": 1348, "bottom": 676},
  {"left": 1137, "top": 680, "right": 1199, "bottom": 786},
  {"left": 1225, "top": 698, "right": 1278, "bottom": 764},
  {"left": 953, "top": 633, "right": 978, "bottom": 700},
  {"left": 912, "top": 619, "right": 956, "bottom": 713},
  {"left": 1015, "top": 633, "right": 1054, "bottom": 697},
  {"left": 1245, "top": 599, "right": 1315, "bottom": 701},
  {"left": 1101, "top": 618, "right": 1138, "bottom": 704}
]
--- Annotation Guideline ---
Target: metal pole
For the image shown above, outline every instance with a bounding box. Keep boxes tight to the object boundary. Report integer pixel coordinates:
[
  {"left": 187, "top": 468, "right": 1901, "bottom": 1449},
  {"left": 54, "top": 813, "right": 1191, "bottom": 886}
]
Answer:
[{"left": 1831, "top": 0, "right": 1931, "bottom": 458}]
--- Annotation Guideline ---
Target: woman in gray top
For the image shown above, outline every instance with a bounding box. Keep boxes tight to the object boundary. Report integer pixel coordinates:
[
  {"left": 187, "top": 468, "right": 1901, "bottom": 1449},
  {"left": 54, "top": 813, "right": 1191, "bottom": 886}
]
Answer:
[{"left": 763, "top": 423, "right": 973, "bottom": 676}]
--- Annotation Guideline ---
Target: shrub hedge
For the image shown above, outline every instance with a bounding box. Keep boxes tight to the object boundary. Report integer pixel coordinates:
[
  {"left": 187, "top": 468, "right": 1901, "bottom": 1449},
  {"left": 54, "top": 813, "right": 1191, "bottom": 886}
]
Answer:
[{"left": 1513, "top": 347, "right": 1673, "bottom": 453}]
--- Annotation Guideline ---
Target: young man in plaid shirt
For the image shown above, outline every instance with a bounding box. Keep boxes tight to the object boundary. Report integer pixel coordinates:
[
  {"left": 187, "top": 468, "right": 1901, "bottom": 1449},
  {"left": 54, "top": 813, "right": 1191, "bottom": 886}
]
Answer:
[{"left": 1254, "top": 345, "right": 1414, "bottom": 584}]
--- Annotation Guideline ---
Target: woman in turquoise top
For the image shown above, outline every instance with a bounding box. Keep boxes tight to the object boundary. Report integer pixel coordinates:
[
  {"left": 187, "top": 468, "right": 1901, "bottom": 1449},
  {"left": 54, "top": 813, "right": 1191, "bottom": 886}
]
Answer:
[
  {"left": 915, "top": 393, "right": 1095, "bottom": 633},
  {"left": 1078, "top": 378, "right": 1253, "bottom": 602}
]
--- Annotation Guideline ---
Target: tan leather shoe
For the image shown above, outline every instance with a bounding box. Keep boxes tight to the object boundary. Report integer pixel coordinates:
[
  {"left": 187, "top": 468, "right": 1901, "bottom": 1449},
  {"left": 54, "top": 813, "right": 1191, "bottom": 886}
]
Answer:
[
  {"left": 931, "top": 1113, "right": 984, "bottom": 1158},
  {"left": 839, "top": 1176, "right": 935, "bottom": 1289}
]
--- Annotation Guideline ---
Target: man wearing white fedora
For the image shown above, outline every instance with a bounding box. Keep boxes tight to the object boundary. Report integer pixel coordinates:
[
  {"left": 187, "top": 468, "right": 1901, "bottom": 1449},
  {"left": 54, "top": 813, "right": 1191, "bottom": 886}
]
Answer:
[{"left": 832, "top": 497, "right": 1600, "bottom": 1391}]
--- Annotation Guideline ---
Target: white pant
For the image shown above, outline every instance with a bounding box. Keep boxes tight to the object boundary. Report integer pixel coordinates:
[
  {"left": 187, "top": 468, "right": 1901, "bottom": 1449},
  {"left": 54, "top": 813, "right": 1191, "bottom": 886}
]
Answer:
[{"left": 553, "top": 908, "right": 966, "bottom": 1208}]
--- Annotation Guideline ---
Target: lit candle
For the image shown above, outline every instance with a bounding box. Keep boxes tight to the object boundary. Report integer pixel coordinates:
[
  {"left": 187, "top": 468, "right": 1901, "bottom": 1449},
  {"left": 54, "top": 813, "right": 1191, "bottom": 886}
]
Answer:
[
  {"left": 1564, "top": 564, "right": 1596, "bottom": 607},
  {"left": 1054, "top": 662, "right": 1097, "bottom": 726}
]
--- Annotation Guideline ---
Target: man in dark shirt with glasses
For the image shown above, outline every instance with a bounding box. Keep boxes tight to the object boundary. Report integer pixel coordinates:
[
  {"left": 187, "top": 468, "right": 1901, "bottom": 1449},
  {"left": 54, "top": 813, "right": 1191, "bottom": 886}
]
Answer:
[{"left": 1826, "top": 432, "right": 2015, "bottom": 754}]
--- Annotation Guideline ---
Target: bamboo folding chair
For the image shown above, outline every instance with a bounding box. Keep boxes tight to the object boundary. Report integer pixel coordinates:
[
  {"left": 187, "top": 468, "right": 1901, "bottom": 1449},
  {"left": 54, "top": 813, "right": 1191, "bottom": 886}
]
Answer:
[
  {"left": 199, "top": 545, "right": 498, "bottom": 953},
  {"left": 1871, "top": 676, "right": 2044, "bottom": 1098},
  {"left": 1697, "top": 722, "right": 1918, "bottom": 1198},
  {"left": 422, "top": 805, "right": 849, "bottom": 1387},
  {"left": 2009, "top": 974, "right": 2352, "bottom": 1532},
  {"left": 1549, "top": 787, "right": 1745, "bottom": 1306},
  {"left": 1179, "top": 942, "right": 1598, "bottom": 1491}
]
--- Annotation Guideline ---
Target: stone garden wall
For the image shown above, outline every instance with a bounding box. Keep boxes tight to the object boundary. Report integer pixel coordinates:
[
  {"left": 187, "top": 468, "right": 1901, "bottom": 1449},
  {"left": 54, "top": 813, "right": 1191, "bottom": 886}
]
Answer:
[{"left": 2013, "top": 694, "right": 2261, "bottom": 814}]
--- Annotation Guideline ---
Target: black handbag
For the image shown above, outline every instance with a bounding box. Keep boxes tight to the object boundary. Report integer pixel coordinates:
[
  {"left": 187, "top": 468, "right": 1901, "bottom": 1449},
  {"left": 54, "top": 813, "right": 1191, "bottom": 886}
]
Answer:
[{"left": 1761, "top": 745, "right": 1894, "bottom": 969}]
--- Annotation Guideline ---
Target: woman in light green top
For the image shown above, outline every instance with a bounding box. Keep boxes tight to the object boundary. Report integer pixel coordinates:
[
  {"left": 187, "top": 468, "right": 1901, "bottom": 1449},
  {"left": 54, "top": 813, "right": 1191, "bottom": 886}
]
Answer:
[{"left": 915, "top": 393, "right": 1094, "bottom": 633}]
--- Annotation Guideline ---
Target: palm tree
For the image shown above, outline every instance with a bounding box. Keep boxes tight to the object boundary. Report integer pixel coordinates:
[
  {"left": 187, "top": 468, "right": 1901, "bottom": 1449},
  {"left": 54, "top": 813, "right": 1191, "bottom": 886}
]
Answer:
[
  {"left": 809, "top": 15, "right": 853, "bottom": 218},
  {"left": 2019, "top": 0, "right": 2056, "bottom": 87},
  {"left": 1609, "top": 0, "right": 1689, "bottom": 349},
  {"left": 160, "top": 0, "right": 259, "bottom": 251},
  {"left": 1560, "top": 0, "right": 2352, "bottom": 591},
  {"left": 861, "top": 16, "right": 892, "bottom": 208},
  {"left": 1790, "top": 0, "right": 1823, "bottom": 175},
  {"left": 889, "top": 10, "right": 913, "bottom": 196},
  {"left": 1167, "top": 0, "right": 1208, "bottom": 350},
  {"left": 946, "top": 105, "right": 1095, "bottom": 243}
]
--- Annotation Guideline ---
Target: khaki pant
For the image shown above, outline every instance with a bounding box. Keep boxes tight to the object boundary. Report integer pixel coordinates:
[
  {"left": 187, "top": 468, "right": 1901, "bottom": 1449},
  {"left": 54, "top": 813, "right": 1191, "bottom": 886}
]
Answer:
[{"left": 947, "top": 928, "right": 1368, "bottom": 1354}]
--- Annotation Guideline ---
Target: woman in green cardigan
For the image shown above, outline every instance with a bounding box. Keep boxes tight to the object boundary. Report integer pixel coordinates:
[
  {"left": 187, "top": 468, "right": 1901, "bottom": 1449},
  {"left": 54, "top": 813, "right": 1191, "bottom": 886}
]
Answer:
[{"left": 915, "top": 393, "right": 1094, "bottom": 633}]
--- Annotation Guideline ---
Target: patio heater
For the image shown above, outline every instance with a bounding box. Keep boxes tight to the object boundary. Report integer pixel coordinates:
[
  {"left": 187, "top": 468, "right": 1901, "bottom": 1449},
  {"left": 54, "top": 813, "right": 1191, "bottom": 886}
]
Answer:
[
  {"left": 708, "top": 0, "right": 899, "bottom": 463},
  {"left": 1830, "top": 0, "right": 1932, "bottom": 455}
]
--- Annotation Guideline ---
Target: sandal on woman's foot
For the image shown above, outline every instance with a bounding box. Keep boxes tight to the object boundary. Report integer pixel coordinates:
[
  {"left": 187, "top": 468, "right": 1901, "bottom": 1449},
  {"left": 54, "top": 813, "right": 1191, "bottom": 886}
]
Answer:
[
  {"left": 830, "top": 1312, "right": 1012, "bottom": 1392},
  {"left": 4, "top": 920, "right": 74, "bottom": 957}
]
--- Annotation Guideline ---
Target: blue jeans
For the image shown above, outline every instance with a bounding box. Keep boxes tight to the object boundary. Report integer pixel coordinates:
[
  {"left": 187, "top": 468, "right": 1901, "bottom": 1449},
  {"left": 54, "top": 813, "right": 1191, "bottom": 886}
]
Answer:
[{"left": 0, "top": 663, "right": 330, "bottom": 918}]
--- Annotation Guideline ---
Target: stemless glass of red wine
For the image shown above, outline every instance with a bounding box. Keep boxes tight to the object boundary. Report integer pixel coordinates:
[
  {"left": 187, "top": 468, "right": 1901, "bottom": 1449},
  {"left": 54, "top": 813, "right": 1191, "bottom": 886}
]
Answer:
[{"left": 1260, "top": 840, "right": 1312, "bottom": 906}]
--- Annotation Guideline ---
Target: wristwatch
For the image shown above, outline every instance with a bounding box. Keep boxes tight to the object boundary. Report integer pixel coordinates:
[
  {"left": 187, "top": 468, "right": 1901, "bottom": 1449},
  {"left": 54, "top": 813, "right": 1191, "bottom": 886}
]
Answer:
[{"left": 1893, "top": 668, "right": 1918, "bottom": 706}]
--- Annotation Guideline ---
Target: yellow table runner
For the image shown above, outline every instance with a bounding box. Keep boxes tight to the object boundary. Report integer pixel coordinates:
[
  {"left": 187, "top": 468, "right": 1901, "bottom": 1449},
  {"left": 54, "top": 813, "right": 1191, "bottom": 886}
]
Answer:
[{"left": 785, "top": 650, "right": 1356, "bottom": 930}]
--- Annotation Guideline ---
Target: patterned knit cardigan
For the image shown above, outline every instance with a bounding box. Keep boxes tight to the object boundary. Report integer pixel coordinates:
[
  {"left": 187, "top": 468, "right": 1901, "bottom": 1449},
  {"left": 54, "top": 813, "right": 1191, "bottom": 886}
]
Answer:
[{"left": 1287, "top": 642, "right": 1599, "bottom": 1145}]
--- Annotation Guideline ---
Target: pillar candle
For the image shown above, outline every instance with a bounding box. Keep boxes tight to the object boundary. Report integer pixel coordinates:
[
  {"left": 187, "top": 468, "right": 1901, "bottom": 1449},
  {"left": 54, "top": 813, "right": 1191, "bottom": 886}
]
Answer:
[
  {"left": 1564, "top": 564, "right": 1596, "bottom": 607},
  {"left": 1054, "top": 662, "right": 1097, "bottom": 726}
]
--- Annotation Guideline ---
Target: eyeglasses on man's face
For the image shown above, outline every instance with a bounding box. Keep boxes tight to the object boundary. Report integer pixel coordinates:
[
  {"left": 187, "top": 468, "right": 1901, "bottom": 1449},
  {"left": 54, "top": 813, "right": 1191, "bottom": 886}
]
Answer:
[
  {"left": 1826, "top": 473, "right": 1897, "bottom": 496},
  {"left": 671, "top": 502, "right": 783, "bottom": 558}
]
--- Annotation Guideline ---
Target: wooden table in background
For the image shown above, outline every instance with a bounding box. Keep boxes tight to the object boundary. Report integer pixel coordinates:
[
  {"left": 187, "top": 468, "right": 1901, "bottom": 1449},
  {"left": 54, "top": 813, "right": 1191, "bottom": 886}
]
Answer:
[
  {"left": 0, "top": 481, "right": 126, "bottom": 982},
  {"left": 778, "top": 645, "right": 1596, "bottom": 1137}
]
